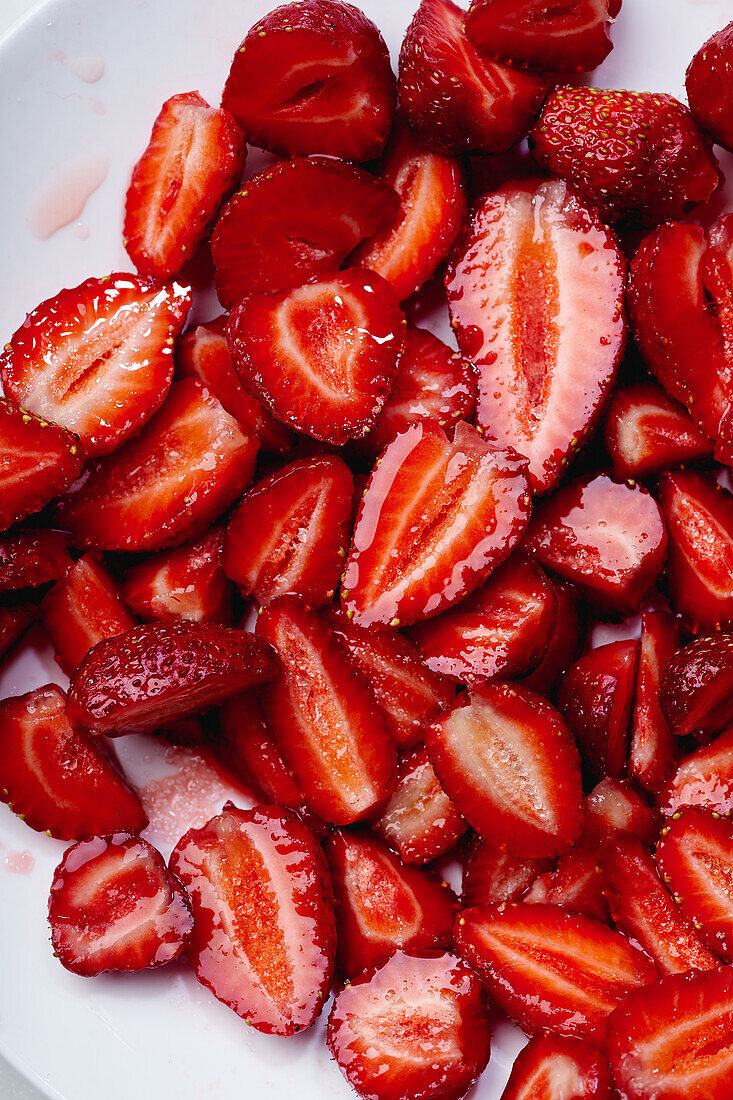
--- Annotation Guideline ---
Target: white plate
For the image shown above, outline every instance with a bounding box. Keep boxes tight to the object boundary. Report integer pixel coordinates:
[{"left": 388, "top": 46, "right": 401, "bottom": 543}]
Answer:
[{"left": 1, "top": 0, "right": 732, "bottom": 1097}]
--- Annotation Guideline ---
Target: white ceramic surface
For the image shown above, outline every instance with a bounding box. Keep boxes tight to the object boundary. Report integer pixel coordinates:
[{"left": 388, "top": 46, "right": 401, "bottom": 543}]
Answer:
[{"left": 1, "top": 0, "right": 733, "bottom": 1097}]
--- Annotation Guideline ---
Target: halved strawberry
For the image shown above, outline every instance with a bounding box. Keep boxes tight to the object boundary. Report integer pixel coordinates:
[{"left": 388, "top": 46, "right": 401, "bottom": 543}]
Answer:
[
  {"left": 213, "top": 692, "right": 304, "bottom": 812},
  {"left": 603, "top": 382, "right": 713, "bottom": 481},
  {"left": 456, "top": 902, "right": 657, "bottom": 1044},
  {"left": 411, "top": 553, "right": 557, "bottom": 683},
  {"left": 41, "top": 552, "right": 136, "bottom": 674},
  {"left": 656, "top": 806, "right": 733, "bottom": 963},
  {"left": 0, "top": 684, "right": 146, "bottom": 840},
  {"left": 48, "top": 834, "right": 193, "bottom": 976},
  {"left": 327, "top": 950, "right": 491, "bottom": 1100},
  {"left": 629, "top": 610, "right": 679, "bottom": 793},
  {"left": 398, "top": 0, "right": 549, "bottom": 155},
  {"left": 659, "top": 727, "right": 733, "bottom": 818},
  {"left": 343, "top": 420, "right": 531, "bottom": 629},
  {"left": 522, "top": 580, "right": 585, "bottom": 697},
  {"left": 222, "top": 0, "right": 394, "bottom": 161},
  {"left": 522, "top": 473, "right": 667, "bottom": 615},
  {"left": 659, "top": 634, "right": 733, "bottom": 741},
  {"left": 324, "top": 828, "right": 457, "bottom": 978},
  {"left": 54, "top": 379, "right": 258, "bottom": 552},
  {"left": 256, "top": 596, "right": 397, "bottom": 824},
  {"left": 501, "top": 1034, "right": 614, "bottom": 1100},
  {"left": 68, "top": 621, "right": 277, "bottom": 736},
  {"left": 445, "top": 179, "right": 625, "bottom": 494},
  {"left": 425, "top": 682, "right": 582, "bottom": 857},
  {"left": 583, "top": 776, "right": 660, "bottom": 847},
  {"left": 606, "top": 967, "right": 733, "bottom": 1100},
  {"left": 124, "top": 91, "right": 246, "bottom": 280},
  {"left": 0, "top": 530, "right": 70, "bottom": 592},
  {"left": 524, "top": 839, "right": 608, "bottom": 922},
  {"left": 0, "top": 397, "right": 82, "bottom": 533},
  {"left": 211, "top": 157, "right": 399, "bottom": 307},
  {"left": 371, "top": 743, "right": 467, "bottom": 864},
  {"left": 170, "top": 804, "right": 335, "bottom": 1035},
  {"left": 0, "top": 602, "right": 36, "bottom": 662},
  {"left": 462, "top": 837, "right": 551, "bottom": 908},
  {"left": 222, "top": 456, "right": 354, "bottom": 608},
  {"left": 686, "top": 21, "right": 733, "bottom": 152},
  {"left": 122, "top": 528, "right": 233, "bottom": 625},
  {"left": 1, "top": 275, "right": 191, "bottom": 457},
  {"left": 558, "top": 640, "right": 639, "bottom": 779},
  {"left": 228, "top": 269, "right": 404, "bottom": 446}
]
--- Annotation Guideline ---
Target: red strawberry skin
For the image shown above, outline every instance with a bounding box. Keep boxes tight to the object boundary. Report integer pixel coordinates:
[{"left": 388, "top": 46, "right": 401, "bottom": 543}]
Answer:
[
  {"left": 122, "top": 528, "right": 234, "bottom": 626},
  {"left": 124, "top": 91, "right": 246, "bottom": 280},
  {"left": 530, "top": 88, "right": 720, "bottom": 226},
  {"left": 170, "top": 804, "right": 336, "bottom": 1036},
  {"left": 500, "top": 1033, "right": 614, "bottom": 1100},
  {"left": 0, "top": 530, "right": 70, "bottom": 592},
  {"left": 686, "top": 21, "right": 733, "bottom": 152},
  {"left": 522, "top": 579, "right": 585, "bottom": 697},
  {"left": 659, "top": 727, "right": 733, "bottom": 819},
  {"left": 629, "top": 610, "right": 679, "bottom": 793},
  {"left": 48, "top": 834, "right": 193, "bottom": 976},
  {"left": 603, "top": 382, "right": 713, "bottom": 481},
  {"left": 0, "top": 603, "right": 36, "bottom": 662},
  {"left": 659, "top": 634, "right": 733, "bottom": 741},
  {"left": 0, "top": 684, "right": 147, "bottom": 840}
]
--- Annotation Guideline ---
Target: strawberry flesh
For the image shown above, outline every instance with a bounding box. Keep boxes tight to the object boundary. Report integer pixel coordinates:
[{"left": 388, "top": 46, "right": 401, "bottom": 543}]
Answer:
[
  {"left": 462, "top": 837, "right": 551, "bottom": 908},
  {"left": 122, "top": 528, "right": 234, "bottom": 625},
  {"left": 501, "top": 1035, "right": 614, "bottom": 1100},
  {"left": 522, "top": 579, "right": 585, "bottom": 697},
  {"left": 629, "top": 609, "right": 679, "bottom": 792},
  {"left": 603, "top": 382, "right": 713, "bottom": 481},
  {"left": 524, "top": 838, "right": 609, "bottom": 923},
  {"left": 0, "top": 602, "right": 36, "bottom": 662},
  {"left": 213, "top": 692, "right": 305, "bottom": 813},
  {"left": 0, "top": 530, "right": 70, "bottom": 592},
  {"left": 583, "top": 776, "right": 660, "bottom": 847},
  {"left": 659, "top": 727, "right": 733, "bottom": 818}
]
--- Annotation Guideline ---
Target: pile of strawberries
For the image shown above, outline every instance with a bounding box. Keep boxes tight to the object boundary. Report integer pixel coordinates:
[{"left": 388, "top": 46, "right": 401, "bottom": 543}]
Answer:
[{"left": 3, "top": 0, "right": 733, "bottom": 1096}]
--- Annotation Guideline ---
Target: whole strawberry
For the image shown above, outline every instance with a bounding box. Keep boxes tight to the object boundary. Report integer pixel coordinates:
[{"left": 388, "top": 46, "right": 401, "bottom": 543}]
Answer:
[
  {"left": 530, "top": 87, "right": 720, "bottom": 225},
  {"left": 687, "top": 21, "right": 733, "bottom": 152}
]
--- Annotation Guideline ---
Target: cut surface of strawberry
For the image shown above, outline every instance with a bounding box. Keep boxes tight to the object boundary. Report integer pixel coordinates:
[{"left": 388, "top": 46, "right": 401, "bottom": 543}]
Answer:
[
  {"left": 211, "top": 156, "right": 399, "bottom": 307},
  {"left": 524, "top": 839, "right": 608, "bottom": 922},
  {"left": 1, "top": 274, "right": 191, "bottom": 457},
  {"left": 0, "top": 684, "right": 146, "bottom": 840},
  {"left": 659, "top": 634, "right": 733, "bottom": 741},
  {"left": 462, "top": 837, "right": 551, "bottom": 909},
  {"left": 343, "top": 420, "right": 531, "bottom": 629},
  {"left": 48, "top": 834, "right": 193, "bottom": 976},
  {"left": 445, "top": 179, "right": 625, "bottom": 494},
  {"left": 122, "top": 528, "right": 233, "bottom": 625},
  {"left": 327, "top": 950, "right": 491, "bottom": 1100},
  {"left": 499, "top": 1033, "right": 614, "bottom": 1100},
  {"left": 522, "top": 580, "right": 585, "bottom": 697},
  {"left": 0, "top": 602, "right": 36, "bottom": 662},
  {"left": 0, "top": 530, "right": 70, "bottom": 592},
  {"left": 54, "top": 378, "right": 258, "bottom": 552},
  {"left": 583, "top": 776, "right": 660, "bottom": 847},
  {"left": 603, "top": 382, "right": 713, "bottom": 481},
  {"left": 659, "top": 727, "right": 733, "bottom": 818},
  {"left": 214, "top": 692, "right": 305, "bottom": 812},
  {"left": 124, "top": 91, "right": 246, "bottom": 280},
  {"left": 170, "top": 804, "right": 335, "bottom": 1035},
  {"left": 629, "top": 610, "right": 679, "bottom": 792},
  {"left": 686, "top": 21, "right": 733, "bottom": 152},
  {"left": 425, "top": 682, "right": 582, "bottom": 857}
]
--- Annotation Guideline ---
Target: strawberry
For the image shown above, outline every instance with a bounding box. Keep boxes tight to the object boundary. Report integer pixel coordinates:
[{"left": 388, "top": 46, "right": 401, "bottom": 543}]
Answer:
[
  {"left": 222, "top": 456, "right": 354, "bottom": 608},
  {"left": 465, "top": 0, "right": 619, "bottom": 73},
  {"left": 68, "top": 621, "right": 277, "bottom": 736},
  {"left": 398, "top": 0, "right": 549, "bottom": 156},
  {"left": 325, "top": 607, "right": 454, "bottom": 750},
  {"left": 462, "top": 838, "right": 550, "bottom": 908},
  {"left": 327, "top": 950, "right": 491, "bottom": 1100},
  {"left": 445, "top": 178, "right": 625, "bottom": 494},
  {"left": 48, "top": 834, "right": 193, "bottom": 976},
  {"left": 500, "top": 1034, "right": 614, "bottom": 1100},
  {"left": 41, "top": 552, "right": 136, "bottom": 674},
  {"left": 522, "top": 473, "right": 667, "bottom": 615},
  {"left": 170, "top": 804, "right": 336, "bottom": 1035},
  {"left": 124, "top": 92, "right": 246, "bottom": 280},
  {"left": 603, "top": 382, "right": 713, "bottom": 481},
  {"left": 583, "top": 776, "right": 660, "bottom": 847},
  {"left": 324, "top": 828, "right": 458, "bottom": 978},
  {"left": 0, "top": 602, "right": 36, "bottom": 662},
  {"left": 410, "top": 553, "right": 557, "bottom": 683},
  {"left": 0, "top": 684, "right": 146, "bottom": 840},
  {"left": 558, "top": 640, "right": 639, "bottom": 779},
  {"left": 629, "top": 610, "right": 679, "bottom": 793},
  {"left": 606, "top": 966, "right": 733, "bottom": 1100},
  {"left": 0, "top": 397, "right": 82, "bottom": 533},
  {"left": 342, "top": 420, "right": 531, "bottom": 629},
  {"left": 211, "top": 156, "right": 398, "bottom": 307},
  {"left": 256, "top": 596, "right": 397, "bottom": 824},
  {"left": 659, "top": 727, "right": 733, "bottom": 818},
  {"left": 0, "top": 530, "right": 70, "bottom": 592},
  {"left": 686, "top": 21, "right": 733, "bottom": 152},
  {"left": 213, "top": 693, "right": 305, "bottom": 813},
  {"left": 371, "top": 743, "right": 467, "bottom": 864},
  {"left": 524, "top": 839, "right": 608, "bottom": 922},
  {"left": 54, "top": 379, "right": 258, "bottom": 552},
  {"left": 522, "top": 580, "right": 585, "bottom": 697},
  {"left": 659, "top": 634, "right": 733, "bottom": 741},
  {"left": 425, "top": 682, "right": 583, "bottom": 857},
  {"left": 530, "top": 88, "right": 720, "bottom": 226},
  {"left": 656, "top": 806, "right": 733, "bottom": 963},
  {"left": 122, "top": 528, "right": 234, "bottom": 625},
  {"left": 0, "top": 274, "right": 191, "bottom": 457},
  {"left": 349, "top": 117, "right": 467, "bottom": 301}
]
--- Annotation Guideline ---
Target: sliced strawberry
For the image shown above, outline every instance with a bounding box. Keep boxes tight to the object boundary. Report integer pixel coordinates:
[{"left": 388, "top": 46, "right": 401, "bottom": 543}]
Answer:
[
  {"left": 0, "top": 397, "right": 82, "bottom": 533},
  {"left": 522, "top": 580, "right": 585, "bottom": 697},
  {"left": 425, "top": 682, "right": 583, "bottom": 857},
  {"left": 686, "top": 21, "right": 733, "bottom": 152},
  {"left": 170, "top": 804, "right": 335, "bottom": 1035},
  {"left": 445, "top": 179, "right": 626, "bottom": 494},
  {"left": 411, "top": 552, "right": 557, "bottom": 683},
  {"left": 228, "top": 268, "right": 404, "bottom": 446},
  {"left": 398, "top": 0, "right": 549, "bottom": 156},
  {"left": 48, "top": 834, "right": 193, "bottom": 976},
  {"left": 500, "top": 1034, "right": 614, "bottom": 1100},
  {"left": 659, "top": 727, "right": 733, "bottom": 818},
  {"left": 522, "top": 473, "right": 667, "bottom": 615},
  {"left": 629, "top": 610, "right": 679, "bottom": 793},
  {"left": 343, "top": 420, "right": 531, "bottom": 629},
  {"left": 122, "top": 528, "right": 233, "bottom": 625},
  {"left": 222, "top": 456, "right": 354, "bottom": 608},
  {"left": 0, "top": 684, "right": 146, "bottom": 840},
  {"left": 583, "top": 776, "right": 660, "bottom": 847},
  {"left": 213, "top": 692, "right": 303, "bottom": 811},
  {"left": 603, "top": 382, "right": 713, "bottom": 481},
  {"left": 256, "top": 596, "right": 397, "bottom": 824},
  {"left": 558, "top": 640, "right": 639, "bottom": 779},
  {"left": 462, "top": 837, "right": 551, "bottom": 908},
  {"left": 324, "top": 828, "right": 457, "bottom": 978},
  {"left": 1, "top": 275, "right": 191, "bottom": 457},
  {"left": 659, "top": 634, "right": 733, "bottom": 741},
  {"left": 524, "top": 839, "right": 608, "bottom": 922},
  {"left": 124, "top": 91, "right": 245, "bottom": 280},
  {"left": 211, "top": 157, "right": 399, "bottom": 307},
  {"left": 0, "top": 530, "right": 70, "bottom": 592},
  {"left": 54, "top": 379, "right": 258, "bottom": 552},
  {"left": 371, "top": 743, "right": 467, "bottom": 864},
  {"left": 606, "top": 967, "right": 733, "bottom": 1100},
  {"left": 0, "top": 602, "right": 36, "bottom": 662},
  {"left": 656, "top": 806, "right": 733, "bottom": 963},
  {"left": 327, "top": 950, "right": 491, "bottom": 1100}
]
